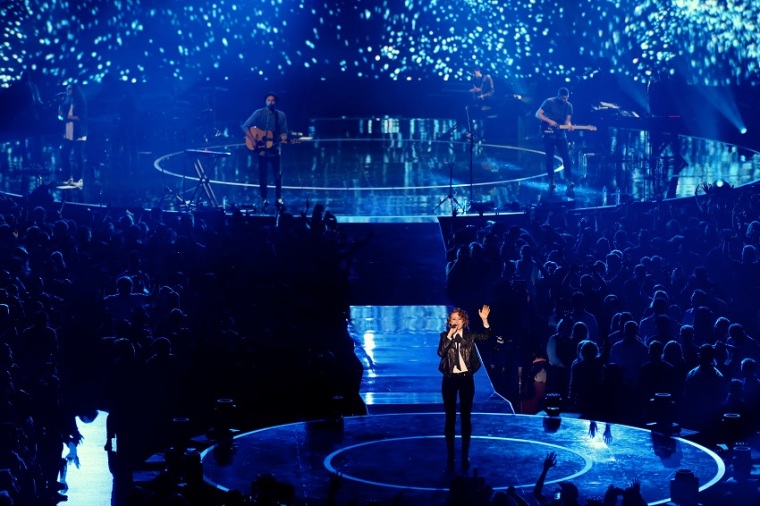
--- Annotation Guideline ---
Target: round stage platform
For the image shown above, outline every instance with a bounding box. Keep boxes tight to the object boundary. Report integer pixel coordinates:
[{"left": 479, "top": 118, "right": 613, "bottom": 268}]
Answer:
[
  {"left": 156, "top": 137, "right": 551, "bottom": 218},
  {"left": 200, "top": 413, "right": 724, "bottom": 505},
  {"left": 3, "top": 118, "right": 758, "bottom": 217}
]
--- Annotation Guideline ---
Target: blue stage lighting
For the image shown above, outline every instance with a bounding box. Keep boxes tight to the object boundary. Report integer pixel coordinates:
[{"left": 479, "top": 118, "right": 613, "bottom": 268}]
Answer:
[{"left": 2, "top": 1, "right": 760, "bottom": 86}]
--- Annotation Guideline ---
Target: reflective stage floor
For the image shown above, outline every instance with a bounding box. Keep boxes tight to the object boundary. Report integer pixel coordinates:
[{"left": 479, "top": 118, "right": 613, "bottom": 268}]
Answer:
[
  {"left": 201, "top": 413, "right": 725, "bottom": 506},
  {"left": 154, "top": 125, "right": 760, "bottom": 218},
  {"left": 2, "top": 117, "right": 759, "bottom": 218}
]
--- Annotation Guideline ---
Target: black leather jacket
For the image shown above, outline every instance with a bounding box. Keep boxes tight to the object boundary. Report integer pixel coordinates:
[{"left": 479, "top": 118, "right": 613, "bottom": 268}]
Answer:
[{"left": 437, "top": 327, "right": 491, "bottom": 376}]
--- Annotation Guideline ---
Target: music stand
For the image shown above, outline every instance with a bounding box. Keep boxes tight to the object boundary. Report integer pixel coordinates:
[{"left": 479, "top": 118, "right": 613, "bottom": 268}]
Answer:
[
  {"left": 185, "top": 148, "right": 230, "bottom": 209},
  {"left": 433, "top": 162, "right": 463, "bottom": 216}
]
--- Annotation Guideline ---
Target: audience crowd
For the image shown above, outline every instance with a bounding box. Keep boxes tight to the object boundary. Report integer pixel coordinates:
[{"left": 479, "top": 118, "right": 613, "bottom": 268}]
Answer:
[
  {"left": 0, "top": 197, "right": 365, "bottom": 505},
  {"left": 2, "top": 180, "right": 760, "bottom": 505}
]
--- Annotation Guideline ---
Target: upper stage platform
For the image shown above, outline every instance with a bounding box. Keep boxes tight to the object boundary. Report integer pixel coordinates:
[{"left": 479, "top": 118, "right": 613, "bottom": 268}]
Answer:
[{"left": 2, "top": 118, "right": 759, "bottom": 219}]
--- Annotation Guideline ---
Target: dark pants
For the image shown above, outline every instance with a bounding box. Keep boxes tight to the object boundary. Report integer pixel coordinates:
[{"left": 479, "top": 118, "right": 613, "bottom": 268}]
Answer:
[
  {"left": 543, "top": 134, "right": 573, "bottom": 182},
  {"left": 465, "top": 104, "right": 490, "bottom": 141},
  {"left": 442, "top": 373, "right": 475, "bottom": 458},
  {"left": 258, "top": 153, "right": 282, "bottom": 201},
  {"left": 61, "top": 139, "right": 85, "bottom": 181}
]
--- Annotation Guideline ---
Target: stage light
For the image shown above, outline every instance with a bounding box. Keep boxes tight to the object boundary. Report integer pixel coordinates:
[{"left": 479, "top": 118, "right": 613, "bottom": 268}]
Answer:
[
  {"left": 670, "top": 469, "right": 699, "bottom": 506},
  {"left": 645, "top": 392, "right": 679, "bottom": 435},
  {"left": 740, "top": 127, "right": 748, "bottom": 134},
  {"left": 733, "top": 445, "right": 752, "bottom": 478},
  {"left": 544, "top": 392, "right": 561, "bottom": 417},
  {"left": 4, "top": 1, "right": 760, "bottom": 86}
]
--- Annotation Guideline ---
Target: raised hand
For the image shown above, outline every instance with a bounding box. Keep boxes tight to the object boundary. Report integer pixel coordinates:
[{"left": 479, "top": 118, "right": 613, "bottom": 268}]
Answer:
[
  {"left": 603, "top": 484, "right": 623, "bottom": 506},
  {"left": 543, "top": 451, "right": 557, "bottom": 471},
  {"left": 603, "top": 424, "right": 613, "bottom": 444},
  {"left": 588, "top": 421, "right": 598, "bottom": 439}
]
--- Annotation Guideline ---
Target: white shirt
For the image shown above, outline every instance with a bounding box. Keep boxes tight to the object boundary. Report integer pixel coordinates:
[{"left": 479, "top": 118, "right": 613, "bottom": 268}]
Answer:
[{"left": 452, "top": 333, "right": 469, "bottom": 373}]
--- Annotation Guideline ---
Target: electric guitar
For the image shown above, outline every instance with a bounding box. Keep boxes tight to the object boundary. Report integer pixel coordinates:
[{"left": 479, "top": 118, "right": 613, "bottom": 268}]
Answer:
[
  {"left": 244, "top": 126, "right": 312, "bottom": 151},
  {"left": 540, "top": 122, "right": 597, "bottom": 136}
]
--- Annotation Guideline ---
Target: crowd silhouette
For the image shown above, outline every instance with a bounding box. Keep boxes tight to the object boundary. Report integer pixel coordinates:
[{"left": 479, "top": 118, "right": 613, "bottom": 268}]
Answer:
[
  {"left": 1, "top": 180, "right": 760, "bottom": 505},
  {"left": 0, "top": 198, "right": 365, "bottom": 504}
]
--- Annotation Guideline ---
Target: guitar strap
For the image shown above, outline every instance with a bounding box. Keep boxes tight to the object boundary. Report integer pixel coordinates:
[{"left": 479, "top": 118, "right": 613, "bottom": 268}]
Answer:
[{"left": 273, "top": 110, "right": 280, "bottom": 140}]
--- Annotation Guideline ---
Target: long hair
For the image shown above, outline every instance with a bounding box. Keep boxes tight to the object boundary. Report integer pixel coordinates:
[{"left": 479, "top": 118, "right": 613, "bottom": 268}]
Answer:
[{"left": 577, "top": 340, "right": 599, "bottom": 361}]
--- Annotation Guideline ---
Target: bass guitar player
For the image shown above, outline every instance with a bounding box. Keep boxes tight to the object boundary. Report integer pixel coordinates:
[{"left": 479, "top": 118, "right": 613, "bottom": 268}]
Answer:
[{"left": 536, "top": 87, "right": 594, "bottom": 197}]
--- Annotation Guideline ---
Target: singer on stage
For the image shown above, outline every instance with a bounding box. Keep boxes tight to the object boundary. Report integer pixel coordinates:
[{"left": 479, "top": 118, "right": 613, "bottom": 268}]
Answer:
[{"left": 437, "top": 305, "right": 491, "bottom": 471}]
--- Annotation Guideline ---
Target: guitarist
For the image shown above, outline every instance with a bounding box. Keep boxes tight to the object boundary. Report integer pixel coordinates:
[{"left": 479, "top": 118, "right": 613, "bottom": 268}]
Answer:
[
  {"left": 536, "top": 87, "right": 575, "bottom": 197},
  {"left": 467, "top": 66, "right": 495, "bottom": 141},
  {"left": 241, "top": 92, "right": 289, "bottom": 208}
]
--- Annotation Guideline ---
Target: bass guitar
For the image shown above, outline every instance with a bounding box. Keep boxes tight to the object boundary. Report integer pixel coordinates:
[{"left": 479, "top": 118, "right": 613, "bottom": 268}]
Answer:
[
  {"left": 540, "top": 123, "right": 598, "bottom": 136},
  {"left": 245, "top": 126, "right": 312, "bottom": 151}
]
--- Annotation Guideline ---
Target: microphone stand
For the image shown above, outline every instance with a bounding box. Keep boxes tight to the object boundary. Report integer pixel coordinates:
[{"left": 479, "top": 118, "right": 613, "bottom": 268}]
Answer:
[
  {"left": 465, "top": 105, "right": 476, "bottom": 210},
  {"left": 433, "top": 161, "right": 462, "bottom": 216}
]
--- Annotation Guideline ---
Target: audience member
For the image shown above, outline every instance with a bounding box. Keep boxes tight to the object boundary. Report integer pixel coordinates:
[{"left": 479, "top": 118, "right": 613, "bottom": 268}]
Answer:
[
  {"left": 662, "top": 340, "right": 689, "bottom": 399},
  {"left": 533, "top": 452, "right": 580, "bottom": 506},
  {"left": 727, "top": 323, "right": 760, "bottom": 362},
  {"left": 638, "top": 293, "right": 679, "bottom": 343},
  {"left": 608, "top": 321, "right": 648, "bottom": 388},
  {"left": 568, "top": 340, "right": 605, "bottom": 418},
  {"left": 638, "top": 340, "right": 675, "bottom": 402},
  {"left": 567, "top": 291, "right": 600, "bottom": 345},
  {"left": 682, "top": 344, "right": 727, "bottom": 432}
]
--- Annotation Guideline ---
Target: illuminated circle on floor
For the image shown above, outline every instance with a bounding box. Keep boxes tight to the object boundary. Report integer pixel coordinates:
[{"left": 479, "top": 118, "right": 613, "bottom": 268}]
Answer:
[
  {"left": 154, "top": 140, "right": 552, "bottom": 192},
  {"left": 324, "top": 435, "right": 593, "bottom": 491}
]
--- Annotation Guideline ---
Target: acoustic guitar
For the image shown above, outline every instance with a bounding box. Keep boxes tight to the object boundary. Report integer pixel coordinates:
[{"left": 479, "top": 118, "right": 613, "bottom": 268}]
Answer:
[{"left": 245, "top": 126, "right": 312, "bottom": 151}]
